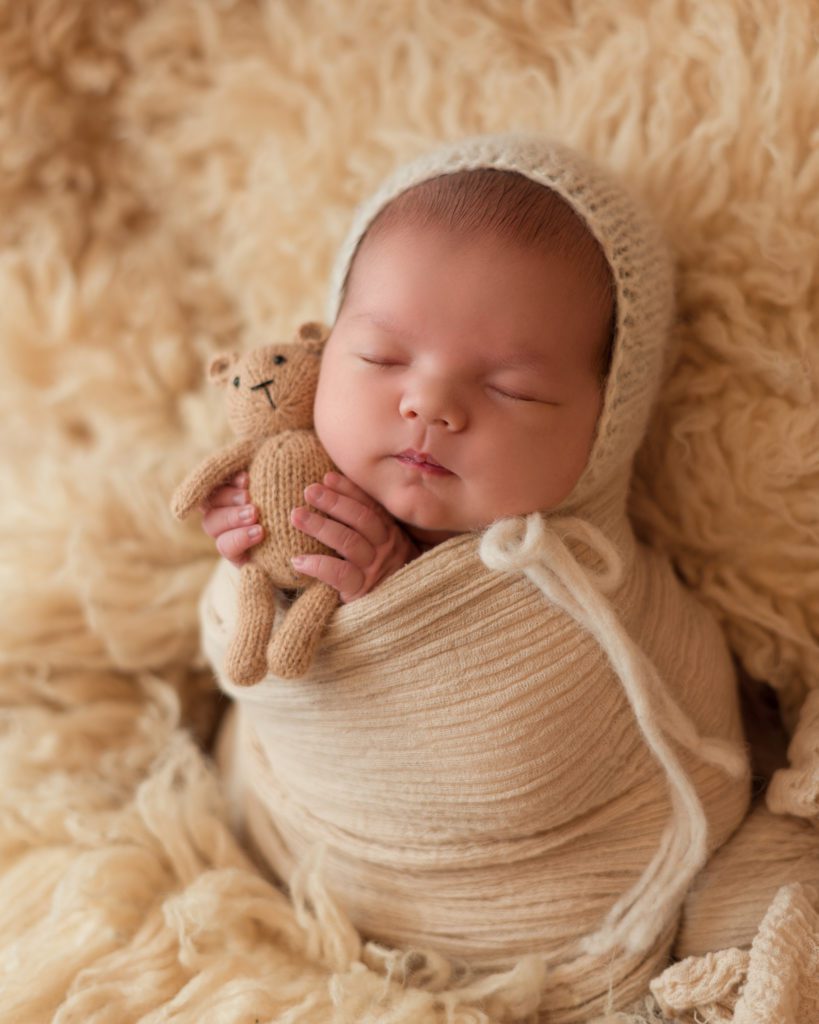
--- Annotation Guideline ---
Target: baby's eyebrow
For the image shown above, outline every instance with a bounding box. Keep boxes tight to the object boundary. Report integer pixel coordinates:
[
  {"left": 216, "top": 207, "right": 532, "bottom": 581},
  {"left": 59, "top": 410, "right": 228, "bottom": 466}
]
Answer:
[
  {"left": 491, "top": 346, "right": 551, "bottom": 370},
  {"left": 347, "top": 311, "right": 415, "bottom": 340}
]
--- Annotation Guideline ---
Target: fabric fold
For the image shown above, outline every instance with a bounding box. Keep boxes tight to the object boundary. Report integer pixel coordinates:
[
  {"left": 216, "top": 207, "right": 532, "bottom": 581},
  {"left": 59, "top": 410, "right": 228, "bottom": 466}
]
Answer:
[
  {"left": 480, "top": 513, "right": 748, "bottom": 957},
  {"left": 203, "top": 518, "right": 750, "bottom": 1020}
]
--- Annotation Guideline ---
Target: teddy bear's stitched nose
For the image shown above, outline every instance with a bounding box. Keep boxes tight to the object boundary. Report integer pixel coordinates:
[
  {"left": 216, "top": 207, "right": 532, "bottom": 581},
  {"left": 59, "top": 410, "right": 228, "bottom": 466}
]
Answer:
[{"left": 250, "top": 379, "right": 277, "bottom": 410}]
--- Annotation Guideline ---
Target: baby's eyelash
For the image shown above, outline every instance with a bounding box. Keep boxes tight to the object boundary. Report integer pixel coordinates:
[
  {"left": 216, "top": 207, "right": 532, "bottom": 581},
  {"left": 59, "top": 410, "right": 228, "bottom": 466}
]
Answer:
[
  {"left": 488, "top": 384, "right": 561, "bottom": 406},
  {"left": 488, "top": 385, "right": 535, "bottom": 402},
  {"left": 359, "top": 355, "right": 402, "bottom": 367}
]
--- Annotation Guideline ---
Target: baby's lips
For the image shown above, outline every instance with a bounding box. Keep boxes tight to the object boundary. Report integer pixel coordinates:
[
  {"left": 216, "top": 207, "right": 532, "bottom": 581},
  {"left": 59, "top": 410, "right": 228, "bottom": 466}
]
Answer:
[
  {"left": 396, "top": 448, "right": 441, "bottom": 465},
  {"left": 395, "top": 449, "right": 453, "bottom": 474}
]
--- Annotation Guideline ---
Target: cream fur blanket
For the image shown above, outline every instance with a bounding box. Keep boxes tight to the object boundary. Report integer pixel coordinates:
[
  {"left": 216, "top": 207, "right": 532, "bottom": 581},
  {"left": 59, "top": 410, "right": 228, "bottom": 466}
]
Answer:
[{"left": 1, "top": 2, "right": 817, "bottom": 1023}]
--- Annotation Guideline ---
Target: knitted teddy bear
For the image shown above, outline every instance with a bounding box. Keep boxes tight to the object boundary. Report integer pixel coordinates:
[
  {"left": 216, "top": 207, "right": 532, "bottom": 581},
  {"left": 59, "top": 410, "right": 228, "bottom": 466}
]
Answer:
[{"left": 171, "top": 322, "right": 338, "bottom": 685}]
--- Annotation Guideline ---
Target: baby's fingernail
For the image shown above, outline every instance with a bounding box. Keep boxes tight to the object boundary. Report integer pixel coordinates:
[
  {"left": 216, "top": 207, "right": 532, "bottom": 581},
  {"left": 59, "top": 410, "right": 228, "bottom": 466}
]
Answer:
[
  {"left": 232, "top": 491, "right": 248, "bottom": 505},
  {"left": 247, "top": 525, "right": 262, "bottom": 540},
  {"left": 291, "top": 556, "right": 306, "bottom": 568},
  {"left": 306, "top": 484, "right": 323, "bottom": 500},
  {"left": 238, "top": 505, "right": 255, "bottom": 523}
]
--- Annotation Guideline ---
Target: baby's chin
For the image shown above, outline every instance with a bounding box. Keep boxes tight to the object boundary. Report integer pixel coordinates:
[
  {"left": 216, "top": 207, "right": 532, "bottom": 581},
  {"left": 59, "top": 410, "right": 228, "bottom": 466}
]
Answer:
[
  {"left": 401, "top": 521, "right": 466, "bottom": 546},
  {"left": 393, "top": 506, "right": 482, "bottom": 546},
  {"left": 374, "top": 481, "right": 485, "bottom": 544}
]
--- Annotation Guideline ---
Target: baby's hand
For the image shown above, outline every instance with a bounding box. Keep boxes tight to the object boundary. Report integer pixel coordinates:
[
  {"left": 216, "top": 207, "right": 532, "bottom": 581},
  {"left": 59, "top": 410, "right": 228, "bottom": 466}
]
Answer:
[
  {"left": 290, "top": 472, "right": 419, "bottom": 603},
  {"left": 199, "top": 471, "right": 264, "bottom": 568}
]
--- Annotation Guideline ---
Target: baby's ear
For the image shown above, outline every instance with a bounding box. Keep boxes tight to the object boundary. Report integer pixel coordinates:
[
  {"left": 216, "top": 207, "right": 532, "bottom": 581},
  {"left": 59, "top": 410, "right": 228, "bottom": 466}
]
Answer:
[
  {"left": 294, "top": 321, "right": 330, "bottom": 356},
  {"left": 207, "top": 351, "right": 240, "bottom": 385}
]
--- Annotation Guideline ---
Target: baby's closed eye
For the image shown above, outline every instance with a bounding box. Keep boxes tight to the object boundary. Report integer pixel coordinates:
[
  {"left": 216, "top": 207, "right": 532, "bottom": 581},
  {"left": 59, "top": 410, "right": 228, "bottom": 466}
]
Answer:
[
  {"left": 488, "top": 384, "right": 537, "bottom": 402},
  {"left": 487, "top": 383, "right": 561, "bottom": 406},
  {"left": 358, "top": 354, "right": 405, "bottom": 367}
]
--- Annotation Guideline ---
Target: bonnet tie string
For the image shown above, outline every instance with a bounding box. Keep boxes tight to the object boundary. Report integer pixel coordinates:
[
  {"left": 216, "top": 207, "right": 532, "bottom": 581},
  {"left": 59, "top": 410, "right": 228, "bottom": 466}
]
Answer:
[{"left": 480, "top": 513, "right": 748, "bottom": 957}]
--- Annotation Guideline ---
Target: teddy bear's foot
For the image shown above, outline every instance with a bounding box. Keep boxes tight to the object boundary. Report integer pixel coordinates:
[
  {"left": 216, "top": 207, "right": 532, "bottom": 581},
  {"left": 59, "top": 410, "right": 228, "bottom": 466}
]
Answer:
[
  {"left": 267, "top": 581, "right": 338, "bottom": 679},
  {"left": 224, "top": 561, "right": 277, "bottom": 686},
  {"left": 224, "top": 639, "right": 269, "bottom": 687},
  {"left": 266, "top": 639, "right": 312, "bottom": 680}
]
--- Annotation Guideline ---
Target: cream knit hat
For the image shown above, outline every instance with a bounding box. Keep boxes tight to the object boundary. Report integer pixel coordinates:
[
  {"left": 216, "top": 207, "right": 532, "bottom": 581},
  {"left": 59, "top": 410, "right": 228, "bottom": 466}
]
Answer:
[{"left": 326, "top": 133, "right": 676, "bottom": 521}]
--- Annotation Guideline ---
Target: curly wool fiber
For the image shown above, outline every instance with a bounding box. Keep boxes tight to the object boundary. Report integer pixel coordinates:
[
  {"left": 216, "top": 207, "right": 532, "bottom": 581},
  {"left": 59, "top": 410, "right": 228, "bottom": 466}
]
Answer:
[{"left": 1, "top": 1, "right": 818, "bottom": 1022}]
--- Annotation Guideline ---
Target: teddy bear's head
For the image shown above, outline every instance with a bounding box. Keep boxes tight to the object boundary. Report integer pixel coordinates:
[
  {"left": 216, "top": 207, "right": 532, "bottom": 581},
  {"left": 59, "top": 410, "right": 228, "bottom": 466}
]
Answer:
[{"left": 208, "top": 322, "right": 329, "bottom": 438}]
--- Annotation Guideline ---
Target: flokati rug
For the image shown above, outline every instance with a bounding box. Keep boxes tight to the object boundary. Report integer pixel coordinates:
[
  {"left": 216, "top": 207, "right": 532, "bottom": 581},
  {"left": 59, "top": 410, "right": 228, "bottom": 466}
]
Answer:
[{"left": 1, "top": 2, "right": 817, "bottom": 1022}]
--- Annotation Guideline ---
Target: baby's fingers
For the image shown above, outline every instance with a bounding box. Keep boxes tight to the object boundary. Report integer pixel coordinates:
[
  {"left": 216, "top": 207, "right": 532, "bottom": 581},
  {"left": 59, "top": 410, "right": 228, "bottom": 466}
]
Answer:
[
  {"left": 215, "top": 524, "right": 264, "bottom": 567},
  {"left": 201, "top": 501, "right": 258, "bottom": 539},
  {"left": 199, "top": 472, "right": 250, "bottom": 512},
  {"left": 321, "top": 472, "right": 379, "bottom": 508},
  {"left": 302, "top": 480, "right": 390, "bottom": 547},
  {"left": 291, "top": 553, "right": 364, "bottom": 603},
  {"left": 291, "top": 506, "right": 376, "bottom": 567}
]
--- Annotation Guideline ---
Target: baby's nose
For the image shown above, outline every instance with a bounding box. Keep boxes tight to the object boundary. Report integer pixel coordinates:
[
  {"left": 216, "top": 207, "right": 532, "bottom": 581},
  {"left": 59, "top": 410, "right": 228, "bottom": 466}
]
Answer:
[{"left": 399, "top": 384, "right": 466, "bottom": 430}]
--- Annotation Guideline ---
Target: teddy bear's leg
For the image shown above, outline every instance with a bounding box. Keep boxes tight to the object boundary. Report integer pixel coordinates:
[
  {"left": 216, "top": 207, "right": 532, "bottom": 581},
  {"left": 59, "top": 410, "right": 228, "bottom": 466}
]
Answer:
[
  {"left": 266, "top": 580, "right": 338, "bottom": 679},
  {"left": 224, "top": 562, "right": 277, "bottom": 686}
]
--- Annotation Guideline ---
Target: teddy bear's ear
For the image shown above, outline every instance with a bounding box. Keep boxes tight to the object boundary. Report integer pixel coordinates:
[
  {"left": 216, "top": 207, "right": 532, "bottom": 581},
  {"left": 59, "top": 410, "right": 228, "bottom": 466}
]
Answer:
[
  {"left": 295, "top": 321, "right": 330, "bottom": 355},
  {"left": 207, "top": 351, "right": 240, "bottom": 385}
]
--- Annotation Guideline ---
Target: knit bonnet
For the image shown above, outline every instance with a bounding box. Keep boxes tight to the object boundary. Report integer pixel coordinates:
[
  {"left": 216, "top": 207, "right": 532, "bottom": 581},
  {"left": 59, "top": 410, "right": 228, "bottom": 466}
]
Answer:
[{"left": 326, "top": 133, "right": 676, "bottom": 528}]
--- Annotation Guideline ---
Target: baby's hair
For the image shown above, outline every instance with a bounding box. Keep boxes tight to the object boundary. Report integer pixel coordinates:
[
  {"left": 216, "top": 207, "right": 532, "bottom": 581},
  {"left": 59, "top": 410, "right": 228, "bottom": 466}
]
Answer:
[{"left": 344, "top": 168, "right": 616, "bottom": 379}]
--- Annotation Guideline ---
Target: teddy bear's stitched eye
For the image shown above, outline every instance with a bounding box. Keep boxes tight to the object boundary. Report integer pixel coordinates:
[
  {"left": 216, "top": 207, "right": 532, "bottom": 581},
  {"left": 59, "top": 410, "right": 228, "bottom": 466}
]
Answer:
[
  {"left": 232, "top": 376, "right": 240, "bottom": 387},
  {"left": 274, "top": 355, "right": 286, "bottom": 365}
]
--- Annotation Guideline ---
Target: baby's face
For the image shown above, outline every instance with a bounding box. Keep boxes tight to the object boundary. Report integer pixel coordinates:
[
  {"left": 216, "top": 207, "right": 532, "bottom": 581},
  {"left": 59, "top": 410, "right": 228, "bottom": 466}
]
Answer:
[{"left": 314, "top": 223, "right": 608, "bottom": 545}]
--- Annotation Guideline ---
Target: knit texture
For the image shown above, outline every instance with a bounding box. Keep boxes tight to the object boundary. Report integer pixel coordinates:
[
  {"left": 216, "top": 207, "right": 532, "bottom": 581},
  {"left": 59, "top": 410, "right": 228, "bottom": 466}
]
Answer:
[
  {"left": 651, "top": 882, "right": 819, "bottom": 1024},
  {"left": 172, "top": 324, "right": 339, "bottom": 682}
]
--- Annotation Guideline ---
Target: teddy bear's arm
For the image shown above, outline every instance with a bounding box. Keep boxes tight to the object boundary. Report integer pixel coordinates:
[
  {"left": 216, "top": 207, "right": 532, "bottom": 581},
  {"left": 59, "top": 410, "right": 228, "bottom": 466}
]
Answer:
[{"left": 171, "top": 437, "right": 259, "bottom": 520}]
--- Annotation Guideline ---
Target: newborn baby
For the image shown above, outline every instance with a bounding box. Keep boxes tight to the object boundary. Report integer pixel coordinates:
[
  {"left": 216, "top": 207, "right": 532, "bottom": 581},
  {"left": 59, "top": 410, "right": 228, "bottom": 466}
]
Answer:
[
  {"left": 199, "top": 135, "right": 751, "bottom": 1020},
  {"left": 204, "top": 163, "right": 613, "bottom": 601}
]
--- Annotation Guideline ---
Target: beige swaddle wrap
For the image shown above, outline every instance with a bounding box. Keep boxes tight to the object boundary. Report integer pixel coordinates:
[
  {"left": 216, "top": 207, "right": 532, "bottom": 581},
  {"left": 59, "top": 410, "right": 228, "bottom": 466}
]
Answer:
[{"left": 203, "top": 136, "right": 752, "bottom": 1019}]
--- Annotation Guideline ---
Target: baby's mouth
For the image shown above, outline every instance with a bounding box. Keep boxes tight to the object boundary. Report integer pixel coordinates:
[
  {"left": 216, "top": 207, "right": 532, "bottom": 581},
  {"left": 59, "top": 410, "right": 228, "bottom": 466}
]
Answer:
[{"left": 394, "top": 449, "right": 453, "bottom": 475}]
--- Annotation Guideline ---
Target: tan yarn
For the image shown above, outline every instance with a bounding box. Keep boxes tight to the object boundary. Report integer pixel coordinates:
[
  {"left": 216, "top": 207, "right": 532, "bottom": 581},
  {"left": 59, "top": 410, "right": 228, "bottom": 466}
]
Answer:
[{"left": 173, "top": 322, "right": 338, "bottom": 683}]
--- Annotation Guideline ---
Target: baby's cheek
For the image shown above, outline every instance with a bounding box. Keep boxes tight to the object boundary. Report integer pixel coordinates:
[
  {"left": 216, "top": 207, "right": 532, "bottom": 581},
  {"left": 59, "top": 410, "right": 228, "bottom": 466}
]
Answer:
[
  {"left": 312, "top": 380, "right": 348, "bottom": 465},
  {"left": 314, "top": 368, "right": 397, "bottom": 503},
  {"left": 314, "top": 409, "right": 367, "bottom": 493}
]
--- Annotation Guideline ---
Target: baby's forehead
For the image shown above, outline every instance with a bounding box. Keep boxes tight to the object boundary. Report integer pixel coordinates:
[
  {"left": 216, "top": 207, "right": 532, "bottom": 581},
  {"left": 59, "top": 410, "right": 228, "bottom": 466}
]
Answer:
[
  {"left": 340, "top": 213, "right": 616, "bottom": 382},
  {"left": 345, "top": 170, "right": 615, "bottom": 324}
]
